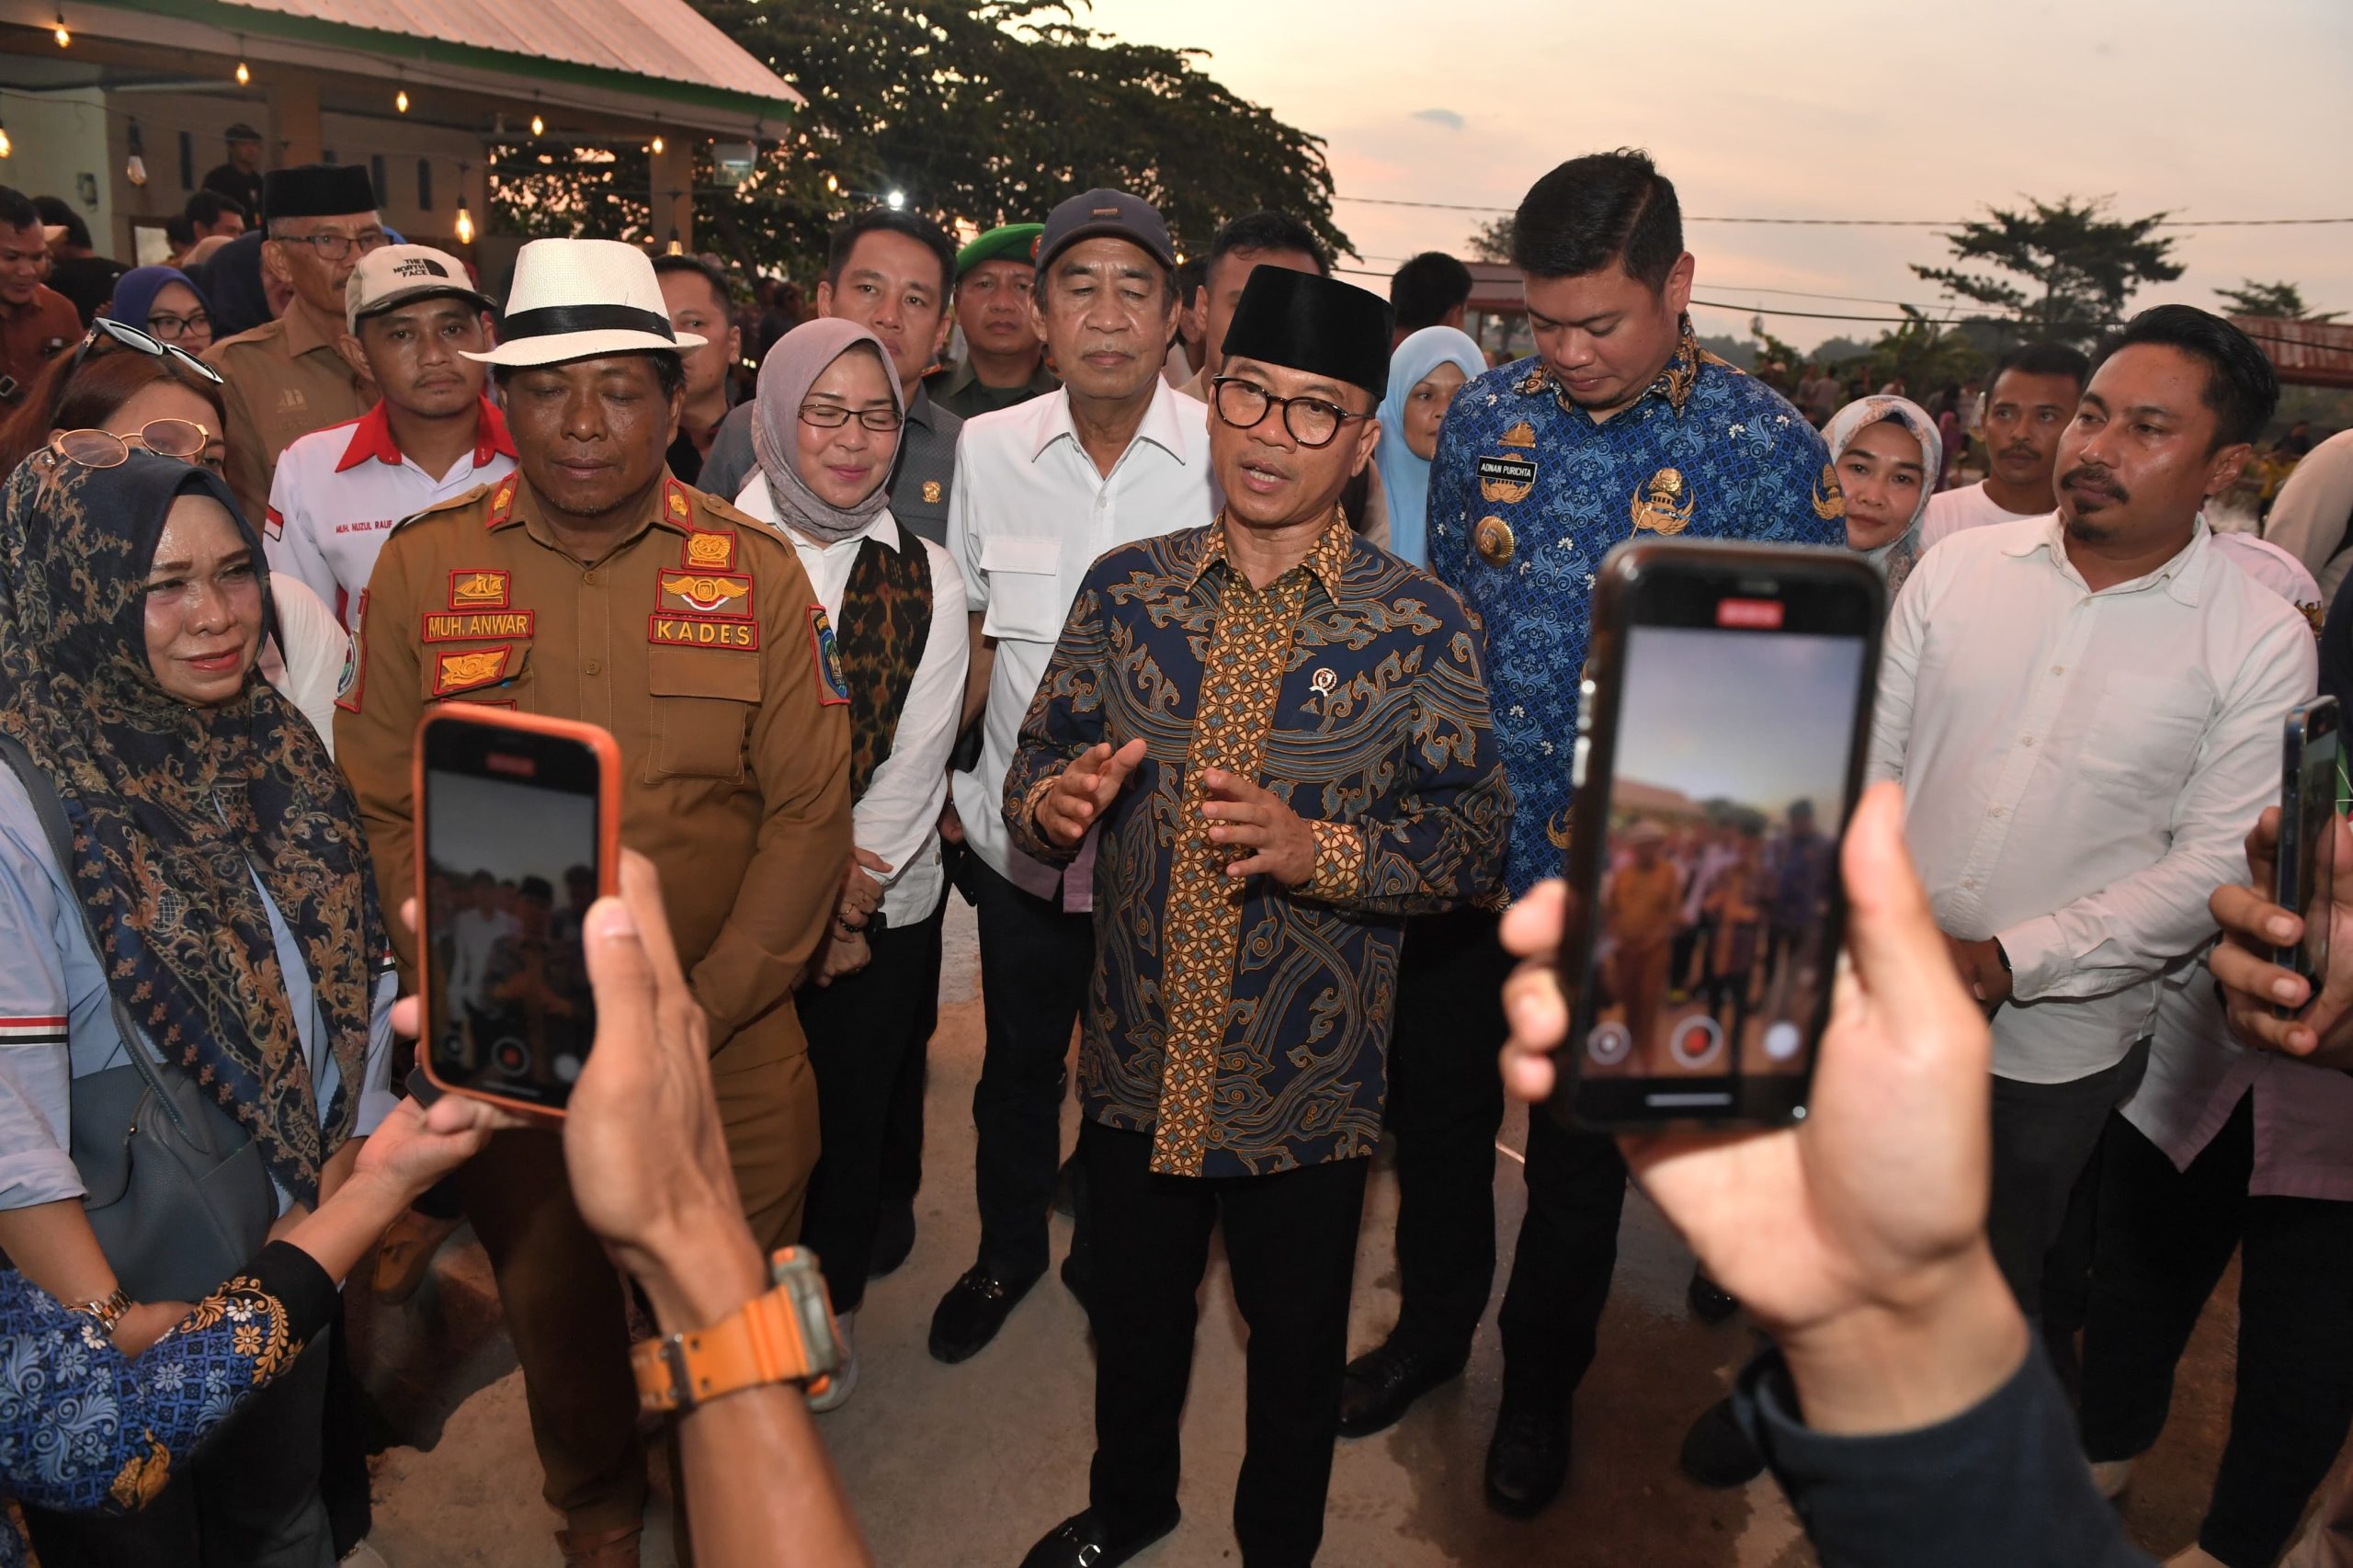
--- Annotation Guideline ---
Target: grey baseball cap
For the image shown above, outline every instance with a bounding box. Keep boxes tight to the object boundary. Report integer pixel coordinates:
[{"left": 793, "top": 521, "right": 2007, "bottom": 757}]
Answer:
[{"left": 1035, "top": 188, "right": 1176, "bottom": 275}]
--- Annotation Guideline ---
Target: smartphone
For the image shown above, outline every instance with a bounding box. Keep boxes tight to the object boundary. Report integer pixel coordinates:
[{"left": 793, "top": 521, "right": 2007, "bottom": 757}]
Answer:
[
  {"left": 2274, "top": 697, "right": 2342, "bottom": 1017},
  {"left": 1551, "top": 540, "right": 1883, "bottom": 1131},
  {"left": 414, "top": 708, "right": 621, "bottom": 1118}
]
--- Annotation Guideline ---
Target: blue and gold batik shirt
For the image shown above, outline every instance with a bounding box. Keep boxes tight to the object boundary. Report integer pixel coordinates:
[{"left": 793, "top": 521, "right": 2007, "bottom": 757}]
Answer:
[
  {"left": 1003, "top": 515, "right": 1511, "bottom": 1177},
  {"left": 1427, "top": 316, "right": 1844, "bottom": 897}
]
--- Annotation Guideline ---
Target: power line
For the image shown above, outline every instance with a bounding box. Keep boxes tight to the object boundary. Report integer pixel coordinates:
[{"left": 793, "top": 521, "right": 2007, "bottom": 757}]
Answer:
[{"left": 1333, "top": 194, "right": 2353, "bottom": 229}]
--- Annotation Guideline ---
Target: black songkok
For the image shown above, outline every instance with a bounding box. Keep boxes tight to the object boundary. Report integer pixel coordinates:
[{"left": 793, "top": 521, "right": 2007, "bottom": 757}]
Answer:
[
  {"left": 262, "top": 164, "right": 377, "bottom": 222},
  {"left": 1219, "top": 267, "right": 1396, "bottom": 400}
]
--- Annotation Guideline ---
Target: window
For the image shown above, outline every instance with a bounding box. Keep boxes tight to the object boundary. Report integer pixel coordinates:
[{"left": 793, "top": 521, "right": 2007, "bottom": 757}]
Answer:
[{"left": 416, "top": 159, "right": 433, "bottom": 210}]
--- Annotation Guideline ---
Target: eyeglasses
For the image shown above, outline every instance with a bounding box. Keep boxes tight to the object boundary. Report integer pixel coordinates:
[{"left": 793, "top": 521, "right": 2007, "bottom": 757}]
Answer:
[
  {"left": 143, "top": 310, "right": 212, "bottom": 344},
  {"left": 66, "top": 317, "right": 224, "bottom": 387},
  {"left": 48, "top": 420, "right": 220, "bottom": 470},
  {"left": 1211, "top": 376, "right": 1371, "bottom": 449},
  {"left": 799, "top": 402, "right": 904, "bottom": 432},
  {"left": 273, "top": 230, "right": 389, "bottom": 263}
]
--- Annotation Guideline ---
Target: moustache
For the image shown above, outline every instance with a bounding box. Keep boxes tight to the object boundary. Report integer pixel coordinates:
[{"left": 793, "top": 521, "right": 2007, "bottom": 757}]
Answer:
[{"left": 2060, "top": 464, "right": 2127, "bottom": 503}]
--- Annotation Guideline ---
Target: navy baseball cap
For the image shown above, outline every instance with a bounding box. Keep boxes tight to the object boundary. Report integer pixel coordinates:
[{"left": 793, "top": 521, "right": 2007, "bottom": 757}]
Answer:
[{"left": 1035, "top": 188, "right": 1176, "bottom": 275}]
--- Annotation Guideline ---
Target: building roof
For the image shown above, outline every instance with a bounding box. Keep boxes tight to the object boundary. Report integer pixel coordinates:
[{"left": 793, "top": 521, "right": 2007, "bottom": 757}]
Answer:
[
  {"left": 2234, "top": 315, "right": 2353, "bottom": 391},
  {"left": 215, "top": 0, "right": 797, "bottom": 107}
]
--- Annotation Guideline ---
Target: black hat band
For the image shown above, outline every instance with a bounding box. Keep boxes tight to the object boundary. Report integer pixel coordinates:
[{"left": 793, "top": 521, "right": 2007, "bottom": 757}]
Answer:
[{"left": 499, "top": 303, "right": 677, "bottom": 344}]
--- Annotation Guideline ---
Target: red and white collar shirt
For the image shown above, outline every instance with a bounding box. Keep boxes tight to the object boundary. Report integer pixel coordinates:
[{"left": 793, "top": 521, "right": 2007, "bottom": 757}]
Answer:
[{"left": 264, "top": 398, "right": 518, "bottom": 632}]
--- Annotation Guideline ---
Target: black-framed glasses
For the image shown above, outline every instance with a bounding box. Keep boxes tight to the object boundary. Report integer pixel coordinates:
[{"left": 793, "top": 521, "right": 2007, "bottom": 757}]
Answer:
[
  {"left": 273, "top": 229, "right": 389, "bottom": 263},
  {"left": 142, "top": 308, "right": 212, "bottom": 344},
  {"left": 799, "top": 402, "right": 904, "bottom": 433},
  {"left": 66, "top": 317, "right": 224, "bottom": 387},
  {"left": 1211, "top": 376, "right": 1371, "bottom": 449}
]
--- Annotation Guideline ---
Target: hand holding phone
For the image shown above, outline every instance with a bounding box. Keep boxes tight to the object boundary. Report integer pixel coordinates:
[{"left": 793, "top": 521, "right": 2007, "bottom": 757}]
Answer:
[
  {"left": 413, "top": 709, "right": 621, "bottom": 1118},
  {"left": 2273, "top": 698, "right": 2342, "bottom": 1017},
  {"left": 1552, "top": 540, "right": 1883, "bottom": 1130}
]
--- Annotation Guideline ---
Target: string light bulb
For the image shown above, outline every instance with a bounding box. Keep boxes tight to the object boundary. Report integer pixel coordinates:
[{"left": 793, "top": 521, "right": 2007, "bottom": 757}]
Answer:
[
  {"left": 651, "top": 134, "right": 665, "bottom": 155},
  {"left": 885, "top": 188, "right": 905, "bottom": 210},
  {"left": 51, "top": 10, "right": 68, "bottom": 46},
  {"left": 0, "top": 123, "right": 12, "bottom": 160},
  {"left": 395, "top": 88, "right": 409, "bottom": 113},
  {"left": 236, "top": 59, "right": 250, "bottom": 85},
  {"left": 454, "top": 201, "right": 474, "bottom": 245},
  {"left": 665, "top": 227, "right": 682, "bottom": 256},
  {"left": 124, "top": 118, "right": 146, "bottom": 187},
  {"left": 529, "top": 110, "right": 544, "bottom": 138},
  {"left": 824, "top": 174, "right": 838, "bottom": 194}
]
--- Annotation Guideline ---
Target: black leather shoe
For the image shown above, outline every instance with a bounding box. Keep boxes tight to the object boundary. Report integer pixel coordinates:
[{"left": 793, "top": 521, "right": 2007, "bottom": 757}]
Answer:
[
  {"left": 1483, "top": 1401, "right": 1569, "bottom": 1517},
  {"left": 1336, "top": 1337, "right": 1469, "bottom": 1438},
  {"left": 1678, "top": 1396, "right": 1765, "bottom": 1488},
  {"left": 927, "top": 1265, "right": 1039, "bottom": 1364},
  {"left": 868, "top": 1202, "right": 915, "bottom": 1279},
  {"left": 1686, "top": 1266, "right": 1740, "bottom": 1325},
  {"left": 1017, "top": 1506, "right": 1179, "bottom": 1568}
]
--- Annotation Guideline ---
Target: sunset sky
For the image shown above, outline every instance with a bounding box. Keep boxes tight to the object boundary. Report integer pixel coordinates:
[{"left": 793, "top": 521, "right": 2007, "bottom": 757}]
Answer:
[{"left": 1086, "top": 0, "right": 2353, "bottom": 351}]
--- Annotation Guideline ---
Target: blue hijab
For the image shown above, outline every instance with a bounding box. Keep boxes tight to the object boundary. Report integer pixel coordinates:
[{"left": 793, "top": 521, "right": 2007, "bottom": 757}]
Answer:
[
  {"left": 105, "top": 266, "right": 214, "bottom": 339},
  {"left": 1375, "top": 326, "right": 1487, "bottom": 567}
]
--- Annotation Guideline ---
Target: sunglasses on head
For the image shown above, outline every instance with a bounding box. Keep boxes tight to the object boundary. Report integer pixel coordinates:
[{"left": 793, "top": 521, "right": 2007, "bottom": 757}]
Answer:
[{"left": 65, "top": 317, "right": 224, "bottom": 387}]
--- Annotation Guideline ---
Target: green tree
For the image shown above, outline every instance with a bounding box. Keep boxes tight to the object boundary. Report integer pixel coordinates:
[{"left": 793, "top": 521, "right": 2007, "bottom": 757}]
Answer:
[
  {"left": 2216, "top": 278, "right": 2340, "bottom": 323},
  {"left": 1466, "top": 213, "right": 1515, "bottom": 264},
  {"left": 1911, "top": 196, "right": 2182, "bottom": 348},
  {"left": 1866, "top": 307, "right": 1987, "bottom": 398},
  {"left": 490, "top": 0, "right": 1349, "bottom": 283}
]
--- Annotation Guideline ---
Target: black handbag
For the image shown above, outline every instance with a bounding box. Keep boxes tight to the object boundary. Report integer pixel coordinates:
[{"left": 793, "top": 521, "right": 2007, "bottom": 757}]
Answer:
[{"left": 0, "top": 734, "right": 277, "bottom": 1303}]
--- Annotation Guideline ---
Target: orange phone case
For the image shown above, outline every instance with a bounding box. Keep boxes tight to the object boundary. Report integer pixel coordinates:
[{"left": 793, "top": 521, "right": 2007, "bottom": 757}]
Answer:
[{"left": 411, "top": 706, "right": 623, "bottom": 1123}]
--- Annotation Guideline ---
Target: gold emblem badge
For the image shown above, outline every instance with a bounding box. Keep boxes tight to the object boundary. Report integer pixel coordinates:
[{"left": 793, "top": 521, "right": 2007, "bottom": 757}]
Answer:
[
  {"left": 659, "top": 572, "right": 754, "bottom": 616},
  {"left": 1811, "top": 463, "right": 1846, "bottom": 522},
  {"left": 1474, "top": 515, "right": 1516, "bottom": 566},
  {"left": 682, "top": 530, "right": 735, "bottom": 570},
  {"left": 1630, "top": 468, "right": 1695, "bottom": 535},
  {"left": 1500, "top": 421, "right": 1538, "bottom": 450},
  {"left": 665, "top": 480, "right": 692, "bottom": 523},
  {"left": 923, "top": 480, "right": 943, "bottom": 505},
  {"left": 432, "top": 645, "right": 512, "bottom": 697},
  {"left": 449, "top": 569, "right": 510, "bottom": 609}
]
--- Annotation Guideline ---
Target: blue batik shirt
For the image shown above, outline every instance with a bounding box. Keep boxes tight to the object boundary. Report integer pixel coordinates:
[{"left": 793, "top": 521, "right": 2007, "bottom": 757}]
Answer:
[{"left": 1427, "top": 316, "right": 1843, "bottom": 897}]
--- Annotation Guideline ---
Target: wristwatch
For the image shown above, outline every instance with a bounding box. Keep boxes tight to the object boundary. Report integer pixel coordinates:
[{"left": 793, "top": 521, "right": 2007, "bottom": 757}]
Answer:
[
  {"left": 66, "top": 1286, "right": 132, "bottom": 1335},
  {"left": 631, "top": 1246, "right": 842, "bottom": 1415}
]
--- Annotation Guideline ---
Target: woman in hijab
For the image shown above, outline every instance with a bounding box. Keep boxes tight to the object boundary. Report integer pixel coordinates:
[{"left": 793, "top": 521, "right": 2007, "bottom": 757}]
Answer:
[
  {"left": 0, "top": 450, "right": 397, "bottom": 1564},
  {"left": 734, "top": 319, "right": 969, "bottom": 1412},
  {"left": 101, "top": 265, "right": 216, "bottom": 353},
  {"left": 1824, "top": 393, "right": 1943, "bottom": 603},
  {"left": 1374, "top": 325, "right": 1488, "bottom": 567}
]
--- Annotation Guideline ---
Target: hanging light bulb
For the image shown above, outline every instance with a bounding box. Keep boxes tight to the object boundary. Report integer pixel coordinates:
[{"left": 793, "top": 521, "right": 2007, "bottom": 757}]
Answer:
[
  {"left": 885, "top": 187, "right": 905, "bottom": 210},
  {"left": 51, "top": 10, "right": 69, "bottom": 46},
  {"left": 651, "top": 134, "right": 665, "bottom": 155},
  {"left": 0, "top": 123, "right": 13, "bottom": 161},
  {"left": 395, "top": 88, "right": 409, "bottom": 113},
  {"left": 235, "top": 59, "right": 250, "bottom": 85},
  {"left": 124, "top": 118, "right": 147, "bottom": 187},
  {"left": 454, "top": 201, "right": 474, "bottom": 245},
  {"left": 665, "top": 227, "right": 682, "bottom": 256},
  {"left": 529, "top": 111, "right": 544, "bottom": 138}
]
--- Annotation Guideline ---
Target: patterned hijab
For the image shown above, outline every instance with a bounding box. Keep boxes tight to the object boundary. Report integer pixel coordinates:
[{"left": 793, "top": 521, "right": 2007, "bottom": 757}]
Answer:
[
  {"left": 1824, "top": 394, "right": 1943, "bottom": 602},
  {"left": 749, "top": 318, "right": 903, "bottom": 544},
  {"left": 0, "top": 452, "right": 382, "bottom": 1204}
]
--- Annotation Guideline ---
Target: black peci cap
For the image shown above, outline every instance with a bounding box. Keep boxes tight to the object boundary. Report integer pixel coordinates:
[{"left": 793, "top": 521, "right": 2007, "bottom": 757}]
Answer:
[
  {"left": 1220, "top": 267, "right": 1396, "bottom": 399},
  {"left": 262, "top": 163, "right": 376, "bottom": 222}
]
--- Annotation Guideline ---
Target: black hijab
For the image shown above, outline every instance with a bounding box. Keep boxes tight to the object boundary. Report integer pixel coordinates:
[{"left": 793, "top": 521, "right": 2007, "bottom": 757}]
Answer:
[{"left": 0, "top": 451, "right": 383, "bottom": 1203}]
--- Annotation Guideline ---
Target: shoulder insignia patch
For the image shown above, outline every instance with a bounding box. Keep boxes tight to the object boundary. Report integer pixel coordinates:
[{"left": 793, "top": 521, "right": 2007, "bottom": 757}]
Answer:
[
  {"left": 433, "top": 645, "right": 513, "bottom": 697},
  {"left": 807, "top": 605, "right": 848, "bottom": 707},
  {"left": 659, "top": 570, "right": 753, "bottom": 618},
  {"left": 664, "top": 476, "right": 694, "bottom": 527},
  {"left": 333, "top": 590, "right": 369, "bottom": 713},
  {"left": 682, "top": 529, "right": 735, "bottom": 570},
  {"left": 449, "top": 569, "right": 510, "bottom": 609},
  {"left": 487, "top": 477, "right": 517, "bottom": 528}
]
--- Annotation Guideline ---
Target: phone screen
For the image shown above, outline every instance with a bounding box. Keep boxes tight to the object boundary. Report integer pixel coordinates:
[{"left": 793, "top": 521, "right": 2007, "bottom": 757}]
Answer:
[
  {"left": 2282, "top": 703, "right": 2341, "bottom": 991},
  {"left": 422, "top": 744, "right": 602, "bottom": 1111},
  {"left": 1574, "top": 615, "right": 1870, "bottom": 1119}
]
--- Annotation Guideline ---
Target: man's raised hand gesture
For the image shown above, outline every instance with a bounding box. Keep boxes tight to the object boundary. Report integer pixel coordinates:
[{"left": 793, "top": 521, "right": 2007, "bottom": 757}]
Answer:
[{"left": 1038, "top": 737, "right": 1148, "bottom": 849}]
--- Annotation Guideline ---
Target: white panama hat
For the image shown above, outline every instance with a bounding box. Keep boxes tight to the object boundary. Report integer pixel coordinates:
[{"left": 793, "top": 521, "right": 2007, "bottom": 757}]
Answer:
[{"left": 463, "top": 237, "right": 706, "bottom": 369}]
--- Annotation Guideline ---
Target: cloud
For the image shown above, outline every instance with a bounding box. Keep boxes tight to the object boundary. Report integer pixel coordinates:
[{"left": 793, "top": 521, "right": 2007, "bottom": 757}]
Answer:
[{"left": 1409, "top": 108, "right": 1465, "bottom": 131}]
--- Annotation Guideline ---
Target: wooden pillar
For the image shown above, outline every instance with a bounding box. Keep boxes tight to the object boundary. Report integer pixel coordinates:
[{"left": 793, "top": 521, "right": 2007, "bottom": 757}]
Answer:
[
  {"left": 651, "top": 138, "right": 691, "bottom": 252},
  {"left": 273, "top": 76, "right": 321, "bottom": 165}
]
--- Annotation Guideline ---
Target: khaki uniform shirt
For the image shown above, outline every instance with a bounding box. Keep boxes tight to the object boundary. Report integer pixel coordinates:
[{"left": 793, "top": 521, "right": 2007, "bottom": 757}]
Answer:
[
  {"left": 334, "top": 471, "right": 852, "bottom": 1068},
  {"left": 0, "top": 286, "right": 80, "bottom": 402},
  {"left": 206, "top": 305, "right": 370, "bottom": 523}
]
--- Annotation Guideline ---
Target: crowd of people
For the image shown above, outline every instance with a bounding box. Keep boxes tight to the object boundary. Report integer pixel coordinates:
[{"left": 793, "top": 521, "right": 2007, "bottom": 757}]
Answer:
[{"left": 0, "top": 120, "right": 2344, "bottom": 1568}]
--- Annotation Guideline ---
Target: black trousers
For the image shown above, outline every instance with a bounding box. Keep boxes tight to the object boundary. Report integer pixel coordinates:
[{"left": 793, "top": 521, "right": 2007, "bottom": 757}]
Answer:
[
  {"left": 1987, "top": 1040, "right": 2148, "bottom": 1318},
  {"left": 972, "top": 852, "right": 1094, "bottom": 1280},
  {"left": 24, "top": 1332, "right": 335, "bottom": 1568},
  {"left": 800, "top": 898, "right": 947, "bottom": 1314},
  {"left": 875, "top": 905, "right": 938, "bottom": 1219},
  {"left": 1379, "top": 905, "right": 1509, "bottom": 1358},
  {"left": 1496, "top": 1110, "right": 1630, "bottom": 1413},
  {"left": 2081, "top": 1096, "right": 2353, "bottom": 1568},
  {"left": 1083, "top": 1120, "right": 1370, "bottom": 1567}
]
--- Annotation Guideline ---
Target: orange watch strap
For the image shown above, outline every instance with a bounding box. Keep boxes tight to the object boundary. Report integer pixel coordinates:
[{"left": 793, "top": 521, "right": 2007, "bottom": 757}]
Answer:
[{"left": 631, "top": 1249, "right": 837, "bottom": 1414}]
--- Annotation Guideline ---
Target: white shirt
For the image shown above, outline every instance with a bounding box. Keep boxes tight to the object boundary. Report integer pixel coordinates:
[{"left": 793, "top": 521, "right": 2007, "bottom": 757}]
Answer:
[
  {"left": 734, "top": 483, "right": 970, "bottom": 926},
  {"left": 949, "top": 380, "right": 1216, "bottom": 897},
  {"left": 1868, "top": 515, "right": 2317, "bottom": 1083},
  {"left": 2263, "top": 429, "right": 2353, "bottom": 602},
  {"left": 258, "top": 574, "right": 350, "bottom": 756},
  {"left": 265, "top": 399, "right": 518, "bottom": 632},
  {"left": 1917, "top": 479, "right": 2048, "bottom": 556},
  {"left": 2208, "top": 529, "right": 2324, "bottom": 629}
]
